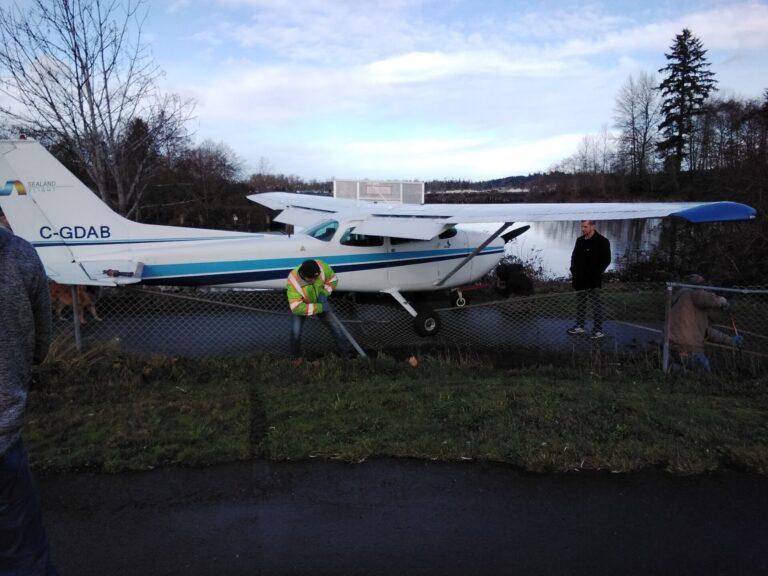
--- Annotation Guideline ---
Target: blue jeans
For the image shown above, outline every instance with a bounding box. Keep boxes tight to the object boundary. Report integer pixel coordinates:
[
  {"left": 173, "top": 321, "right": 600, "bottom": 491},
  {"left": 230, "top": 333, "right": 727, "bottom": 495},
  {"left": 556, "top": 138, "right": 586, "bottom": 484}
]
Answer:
[
  {"left": 575, "top": 289, "right": 604, "bottom": 332},
  {"left": 672, "top": 351, "right": 711, "bottom": 373},
  {"left": 290, "top": 313, "right": 348, "bottom": 357},
  {"left": 0, "top": 439, "right": 58, "bottom": 575}
]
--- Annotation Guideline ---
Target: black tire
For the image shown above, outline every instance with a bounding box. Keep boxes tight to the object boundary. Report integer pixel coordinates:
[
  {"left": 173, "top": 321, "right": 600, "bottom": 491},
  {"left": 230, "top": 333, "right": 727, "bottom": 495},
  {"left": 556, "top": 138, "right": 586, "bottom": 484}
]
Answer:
[{"left": 414, "top": 310, "right": 441, "bottom": 336}]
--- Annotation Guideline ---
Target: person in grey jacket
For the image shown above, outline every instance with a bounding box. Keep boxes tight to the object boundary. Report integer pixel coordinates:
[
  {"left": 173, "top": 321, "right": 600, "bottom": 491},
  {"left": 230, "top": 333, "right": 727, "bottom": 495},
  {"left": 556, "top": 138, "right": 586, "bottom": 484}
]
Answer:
[
  {"left": 0, "top": 225, "right": 58, "bottom": 574},
  {"left": 668, "top": 274, "right": 744, "bottom": 372}
]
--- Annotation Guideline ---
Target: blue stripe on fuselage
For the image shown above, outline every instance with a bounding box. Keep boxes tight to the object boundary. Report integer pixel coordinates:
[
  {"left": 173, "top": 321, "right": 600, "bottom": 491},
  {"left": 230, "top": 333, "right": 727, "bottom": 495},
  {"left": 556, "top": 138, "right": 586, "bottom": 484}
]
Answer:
[{"left": 140, "top": 247, "right": 504, "bottom": 286}]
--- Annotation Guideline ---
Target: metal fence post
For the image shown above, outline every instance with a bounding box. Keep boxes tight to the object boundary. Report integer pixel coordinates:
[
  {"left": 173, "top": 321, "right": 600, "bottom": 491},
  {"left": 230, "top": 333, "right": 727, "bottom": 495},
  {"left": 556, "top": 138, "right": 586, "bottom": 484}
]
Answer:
[
  {"left": 70, "top": 285, "right": 82, "bottom": 352},
  {"left": 661, "top": 283, "right": 672, "bottom": 373}
]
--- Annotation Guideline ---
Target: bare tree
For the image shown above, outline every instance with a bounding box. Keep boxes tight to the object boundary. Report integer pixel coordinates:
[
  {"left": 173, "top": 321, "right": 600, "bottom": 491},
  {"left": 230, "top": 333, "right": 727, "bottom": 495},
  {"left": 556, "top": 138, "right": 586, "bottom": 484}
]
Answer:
[
  {"left": 596, "top": 126, "right": 615, "bottom": 174},
  {"left": 614, "top": 72, "right": 661, "bottom": 176},
  {"left": 573, "top": 128, "right": 615, "bottom": 175},
  {"left": 257, "top": 156, "right": 274, "bottom": 176},
  {"left": 0, "top": 0, "right": 195, "bottom": 216}
]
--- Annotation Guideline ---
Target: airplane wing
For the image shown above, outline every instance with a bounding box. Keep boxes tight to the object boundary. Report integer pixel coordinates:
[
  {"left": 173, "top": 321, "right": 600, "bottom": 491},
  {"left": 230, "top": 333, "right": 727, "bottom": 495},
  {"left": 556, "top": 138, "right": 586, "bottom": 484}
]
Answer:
[
  {"left": 248, "top": 192, "right": 757, "bottom": 240},
  {"left": 249, "top": 192, "right": 450, "bottom": 239}
]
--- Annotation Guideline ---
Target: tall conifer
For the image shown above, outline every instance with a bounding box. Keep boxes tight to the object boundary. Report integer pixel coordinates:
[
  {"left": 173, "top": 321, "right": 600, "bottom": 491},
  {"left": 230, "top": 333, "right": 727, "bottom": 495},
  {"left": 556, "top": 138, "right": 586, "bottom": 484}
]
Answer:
[{"left": 657, "top": 29, "right": 718, "bottom": 175}]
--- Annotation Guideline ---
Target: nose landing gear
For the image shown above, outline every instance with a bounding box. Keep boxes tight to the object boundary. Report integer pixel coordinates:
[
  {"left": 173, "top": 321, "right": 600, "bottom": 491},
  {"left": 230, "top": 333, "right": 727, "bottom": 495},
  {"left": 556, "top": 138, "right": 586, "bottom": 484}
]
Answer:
[{"left": 449, "top": 289, "right": 468, "bottom": 308}]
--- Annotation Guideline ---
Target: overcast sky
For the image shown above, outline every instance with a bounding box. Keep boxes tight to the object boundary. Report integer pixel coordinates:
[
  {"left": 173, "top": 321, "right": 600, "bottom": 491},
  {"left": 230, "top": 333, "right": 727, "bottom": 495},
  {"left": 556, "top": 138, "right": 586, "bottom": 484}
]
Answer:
[{"left": 143, "top": 0, "right": 768, "bottom": 182}]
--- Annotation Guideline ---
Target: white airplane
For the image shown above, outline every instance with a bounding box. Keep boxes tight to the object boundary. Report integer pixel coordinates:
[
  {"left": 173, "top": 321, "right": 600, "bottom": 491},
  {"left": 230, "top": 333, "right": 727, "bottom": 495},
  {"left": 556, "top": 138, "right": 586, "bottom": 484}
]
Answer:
[{"left": 0, "top": 138, "right": 757, "bottom": 335}]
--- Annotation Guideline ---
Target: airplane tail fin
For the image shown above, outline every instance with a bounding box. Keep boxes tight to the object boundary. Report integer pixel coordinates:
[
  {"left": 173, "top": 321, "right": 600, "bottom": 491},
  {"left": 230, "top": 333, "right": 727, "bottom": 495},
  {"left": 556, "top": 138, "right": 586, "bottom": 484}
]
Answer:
[{"left": 0, "top": 139, "right": 245, "bottom": 285}]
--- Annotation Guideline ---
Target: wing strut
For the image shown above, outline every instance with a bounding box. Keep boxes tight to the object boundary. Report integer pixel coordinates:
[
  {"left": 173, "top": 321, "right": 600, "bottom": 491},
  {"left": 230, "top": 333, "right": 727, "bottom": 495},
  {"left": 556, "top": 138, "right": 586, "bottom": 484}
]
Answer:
[{"left": 434, "top": 222, "right": 513, "bottom": 287}]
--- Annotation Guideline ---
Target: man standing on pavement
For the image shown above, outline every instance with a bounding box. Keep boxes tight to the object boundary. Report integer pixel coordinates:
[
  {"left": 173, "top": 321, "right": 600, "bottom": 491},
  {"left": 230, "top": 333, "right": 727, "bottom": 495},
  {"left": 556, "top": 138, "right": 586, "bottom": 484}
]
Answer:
[
  {"left": 567, "top": 220, "right": 612, "bottom": 339},
  {"left": 287, "top": 259, "right": 348, "bottom": 362},
  {"left": 0, "top": 225, "right": 58, "bottom": 574}
]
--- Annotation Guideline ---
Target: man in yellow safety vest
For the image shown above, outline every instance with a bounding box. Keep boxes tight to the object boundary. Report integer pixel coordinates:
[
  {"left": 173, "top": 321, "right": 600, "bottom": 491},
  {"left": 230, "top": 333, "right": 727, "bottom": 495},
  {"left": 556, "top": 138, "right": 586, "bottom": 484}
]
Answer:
[{"left": 286, "top": 259, "right": 347, "bottom": 360}]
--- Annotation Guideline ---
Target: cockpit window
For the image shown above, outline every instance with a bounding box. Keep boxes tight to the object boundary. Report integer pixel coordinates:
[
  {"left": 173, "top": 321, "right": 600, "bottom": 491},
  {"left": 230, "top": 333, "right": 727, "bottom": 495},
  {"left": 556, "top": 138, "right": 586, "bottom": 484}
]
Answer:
[
  {"left": 340, "top": 227, "right": 383, "bottom": 247},
  {"left": 303, "top": 220, "right": 339, "bottom": 242},
  {"left": 438, "top": 227, "right": 457, "bottom": 239}
]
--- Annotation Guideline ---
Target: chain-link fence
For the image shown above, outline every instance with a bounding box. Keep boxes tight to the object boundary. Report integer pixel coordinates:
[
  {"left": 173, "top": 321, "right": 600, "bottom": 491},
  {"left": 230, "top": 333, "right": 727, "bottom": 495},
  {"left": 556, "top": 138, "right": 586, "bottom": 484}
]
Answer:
[{"left": 49, "top": 282, "right": 767, "bottom": 374}]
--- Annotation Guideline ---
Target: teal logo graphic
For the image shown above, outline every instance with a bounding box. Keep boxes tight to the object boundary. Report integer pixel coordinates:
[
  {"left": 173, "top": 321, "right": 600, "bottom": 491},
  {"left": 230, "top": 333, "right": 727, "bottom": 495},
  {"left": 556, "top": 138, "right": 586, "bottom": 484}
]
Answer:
[{"left": 1, "top": 180, "right": 27, "bottom": 196}]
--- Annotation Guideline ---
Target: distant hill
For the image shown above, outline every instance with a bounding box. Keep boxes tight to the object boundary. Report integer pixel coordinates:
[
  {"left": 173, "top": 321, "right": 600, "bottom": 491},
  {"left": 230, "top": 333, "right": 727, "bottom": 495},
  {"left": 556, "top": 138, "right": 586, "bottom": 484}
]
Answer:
[{"left": 425, "top": 174, "right": 540, "bottom": 192}]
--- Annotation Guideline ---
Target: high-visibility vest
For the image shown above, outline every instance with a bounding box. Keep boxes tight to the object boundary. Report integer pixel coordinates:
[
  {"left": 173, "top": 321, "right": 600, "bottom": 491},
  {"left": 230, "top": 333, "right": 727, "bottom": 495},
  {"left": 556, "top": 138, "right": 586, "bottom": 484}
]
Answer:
[{"left": 286, "top": 260, "right": 338, "bottom": 316}]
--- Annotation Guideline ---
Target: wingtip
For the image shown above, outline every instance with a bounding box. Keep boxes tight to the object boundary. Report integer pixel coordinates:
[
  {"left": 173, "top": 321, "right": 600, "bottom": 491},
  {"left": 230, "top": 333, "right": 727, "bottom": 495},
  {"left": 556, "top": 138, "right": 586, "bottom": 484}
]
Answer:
[{"left": 671, "top": 201, "right": 757, "bottom": 223}]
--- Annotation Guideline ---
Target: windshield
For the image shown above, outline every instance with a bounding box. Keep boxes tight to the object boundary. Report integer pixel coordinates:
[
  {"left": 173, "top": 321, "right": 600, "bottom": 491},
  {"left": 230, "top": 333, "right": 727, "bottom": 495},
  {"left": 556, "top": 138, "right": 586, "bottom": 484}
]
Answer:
[{"left": 303, "top": 220, "right": 339, "bottom": 242}]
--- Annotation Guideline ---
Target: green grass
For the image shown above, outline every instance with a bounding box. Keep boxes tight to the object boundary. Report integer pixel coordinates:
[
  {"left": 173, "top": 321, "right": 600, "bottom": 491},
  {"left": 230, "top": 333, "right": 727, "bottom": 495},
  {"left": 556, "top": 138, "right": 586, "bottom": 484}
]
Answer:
[
  {"left": 601, "top": 289, "right": 667, "bottom": 321},
  {"left": 24, "top": 350, "right": 768, "bottom": 475}
]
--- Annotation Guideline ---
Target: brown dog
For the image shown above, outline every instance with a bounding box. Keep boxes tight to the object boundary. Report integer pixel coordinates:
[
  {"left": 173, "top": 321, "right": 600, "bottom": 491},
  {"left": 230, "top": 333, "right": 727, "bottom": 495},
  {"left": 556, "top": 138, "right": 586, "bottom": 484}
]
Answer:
[{"left": 48, "top": 283, "right": 102, "bottom": 324}]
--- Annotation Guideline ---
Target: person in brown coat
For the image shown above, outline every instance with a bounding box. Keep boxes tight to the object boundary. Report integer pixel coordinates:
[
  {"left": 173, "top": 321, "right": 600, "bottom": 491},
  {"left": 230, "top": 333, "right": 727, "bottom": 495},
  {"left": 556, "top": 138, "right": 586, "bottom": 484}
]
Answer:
[{"left": 668, "top": 274, "right": 743, "bottom": 372}]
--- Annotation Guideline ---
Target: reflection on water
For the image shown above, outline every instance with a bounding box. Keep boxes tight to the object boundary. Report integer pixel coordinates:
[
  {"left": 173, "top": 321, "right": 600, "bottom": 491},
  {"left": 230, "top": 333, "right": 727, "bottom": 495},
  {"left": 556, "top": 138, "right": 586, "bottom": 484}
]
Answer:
[{"left": 473, "top": 219, "right": 662, "bottom": 279}]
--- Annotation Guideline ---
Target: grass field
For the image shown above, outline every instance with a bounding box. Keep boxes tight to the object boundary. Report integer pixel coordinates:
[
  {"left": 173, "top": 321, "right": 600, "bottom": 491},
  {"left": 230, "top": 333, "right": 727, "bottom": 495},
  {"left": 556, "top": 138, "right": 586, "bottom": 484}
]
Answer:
[{"left": 24, "top": 349, "right": 768, "bottom": 475}]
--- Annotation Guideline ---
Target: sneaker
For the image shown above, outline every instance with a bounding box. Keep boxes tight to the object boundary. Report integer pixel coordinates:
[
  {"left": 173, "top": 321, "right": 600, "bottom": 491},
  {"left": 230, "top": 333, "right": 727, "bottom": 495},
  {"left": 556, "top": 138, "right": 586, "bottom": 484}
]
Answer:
[
  {"left": 590, "top": 331, "right": 605, "bottom": 340},
  {"left": 567, "top": 326, "right": 586, "bottom": 335}
]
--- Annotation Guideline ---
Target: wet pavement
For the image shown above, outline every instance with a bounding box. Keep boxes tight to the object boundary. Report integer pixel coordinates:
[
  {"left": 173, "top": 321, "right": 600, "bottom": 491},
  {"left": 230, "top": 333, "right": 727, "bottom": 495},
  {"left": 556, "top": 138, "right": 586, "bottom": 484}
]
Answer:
[
  {"left": 59, "top": 294, "right": 665, "bottom": 359},
  {"left": 38, "top": 459, "right": 768, "bottom": 575}
]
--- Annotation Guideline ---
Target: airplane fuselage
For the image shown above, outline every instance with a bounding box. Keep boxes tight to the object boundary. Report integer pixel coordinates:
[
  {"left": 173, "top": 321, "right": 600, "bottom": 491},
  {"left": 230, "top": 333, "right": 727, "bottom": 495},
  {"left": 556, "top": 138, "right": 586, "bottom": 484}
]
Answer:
[{"left": 48, "top": 224, "right": 505, "bottom": 292}]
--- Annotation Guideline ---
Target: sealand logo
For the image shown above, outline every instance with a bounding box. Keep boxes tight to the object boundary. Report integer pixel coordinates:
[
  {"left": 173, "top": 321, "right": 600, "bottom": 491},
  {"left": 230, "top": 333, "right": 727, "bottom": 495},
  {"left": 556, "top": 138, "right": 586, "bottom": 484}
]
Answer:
[{"left": 1, "top": 180, "right": 27, "bottom": 196}]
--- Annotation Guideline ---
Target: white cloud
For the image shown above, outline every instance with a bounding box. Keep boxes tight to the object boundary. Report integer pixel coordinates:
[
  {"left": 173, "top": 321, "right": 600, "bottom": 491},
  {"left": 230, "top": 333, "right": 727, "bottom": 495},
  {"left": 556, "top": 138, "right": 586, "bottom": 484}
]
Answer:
[
  {"left": 366, "top": 50, "right": 570, "bottom": 85},
  {"left": 312, "top": 133, "right": 584, "bottom": 180},
  {"left": 150, "top": 0, "right": 768, "bottom": 180},
  {"left": 684, "top": 4, "right": 768, "bottom": 49}
]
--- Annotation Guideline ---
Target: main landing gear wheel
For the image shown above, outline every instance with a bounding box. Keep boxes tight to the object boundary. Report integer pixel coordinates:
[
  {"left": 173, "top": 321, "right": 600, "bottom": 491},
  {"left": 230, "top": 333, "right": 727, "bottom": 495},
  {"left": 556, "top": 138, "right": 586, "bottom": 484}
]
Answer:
[{"left": 414, "top": 309, "right": 441, "bottom": 336}]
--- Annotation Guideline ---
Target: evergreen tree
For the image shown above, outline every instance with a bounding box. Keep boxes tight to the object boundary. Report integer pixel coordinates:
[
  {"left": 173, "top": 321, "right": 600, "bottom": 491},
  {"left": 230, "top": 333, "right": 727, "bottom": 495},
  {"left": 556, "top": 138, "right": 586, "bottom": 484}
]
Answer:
[{"left": 657, "top": 28, "right": 718, "bottom": 176}]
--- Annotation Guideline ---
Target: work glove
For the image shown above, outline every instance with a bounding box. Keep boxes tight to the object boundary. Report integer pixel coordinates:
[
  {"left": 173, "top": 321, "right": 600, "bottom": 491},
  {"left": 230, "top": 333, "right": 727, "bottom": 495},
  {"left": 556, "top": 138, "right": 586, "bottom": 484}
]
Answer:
[
  {"left": 731, "top": 335, "right": 744, "bottom": 348},
  {"left": 717, "top": 296, "right": 729, "bottom": 310}
]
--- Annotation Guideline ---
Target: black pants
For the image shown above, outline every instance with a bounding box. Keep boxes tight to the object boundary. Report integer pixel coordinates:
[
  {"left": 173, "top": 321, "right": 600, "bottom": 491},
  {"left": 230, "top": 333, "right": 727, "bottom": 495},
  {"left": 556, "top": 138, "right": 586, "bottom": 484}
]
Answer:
[
  {"left": 575, "top": 289, "right": 603, "bottom": 332},
  {"left": 0, "top": 439, "right": 58, "bottom": 575}
]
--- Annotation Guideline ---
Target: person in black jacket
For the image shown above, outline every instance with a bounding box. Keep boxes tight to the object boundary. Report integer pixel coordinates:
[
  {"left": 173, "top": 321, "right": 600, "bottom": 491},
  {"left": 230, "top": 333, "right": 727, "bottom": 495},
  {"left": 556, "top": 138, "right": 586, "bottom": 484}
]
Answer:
[{"left": 567, "top": 220, "right": 611, "bottom": 339}]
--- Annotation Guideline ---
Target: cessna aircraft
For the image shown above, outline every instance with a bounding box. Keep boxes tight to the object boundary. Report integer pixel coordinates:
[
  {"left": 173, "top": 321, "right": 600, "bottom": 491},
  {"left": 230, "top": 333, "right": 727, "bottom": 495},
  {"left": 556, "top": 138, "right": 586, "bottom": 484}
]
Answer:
[{"left": 0, "top": 138, "right": 757, "bottom": 335}]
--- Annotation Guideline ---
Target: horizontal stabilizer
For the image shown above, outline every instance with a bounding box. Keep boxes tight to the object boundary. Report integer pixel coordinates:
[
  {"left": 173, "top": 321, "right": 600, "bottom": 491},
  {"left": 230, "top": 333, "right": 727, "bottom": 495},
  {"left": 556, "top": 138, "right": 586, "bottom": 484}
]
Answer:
[{"left": 80, "top": 260, "right": 144, "bottom": 284}]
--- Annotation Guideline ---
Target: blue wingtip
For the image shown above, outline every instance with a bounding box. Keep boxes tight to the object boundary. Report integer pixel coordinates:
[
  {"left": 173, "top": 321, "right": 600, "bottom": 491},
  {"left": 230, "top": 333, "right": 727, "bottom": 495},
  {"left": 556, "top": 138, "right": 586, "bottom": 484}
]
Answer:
[{"left": 671, "top": 201, "right": 757, "bottom": 223}]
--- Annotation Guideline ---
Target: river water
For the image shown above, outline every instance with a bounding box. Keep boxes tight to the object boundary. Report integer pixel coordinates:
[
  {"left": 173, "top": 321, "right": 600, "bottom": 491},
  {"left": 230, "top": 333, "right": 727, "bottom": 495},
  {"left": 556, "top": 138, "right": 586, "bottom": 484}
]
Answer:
[{"left": 470, "top": 219, "right": 663, "bottom": 279}]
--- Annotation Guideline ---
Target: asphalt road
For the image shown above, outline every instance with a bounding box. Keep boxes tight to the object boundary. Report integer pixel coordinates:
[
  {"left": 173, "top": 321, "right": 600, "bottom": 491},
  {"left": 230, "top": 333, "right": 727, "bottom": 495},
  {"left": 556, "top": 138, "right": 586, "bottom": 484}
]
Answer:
[
  {"left": 37, "top": 459, "right": 768, "bottom": 575},
  {"left": 60, "top": 303, "right": 664, "bottom": 359}
]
